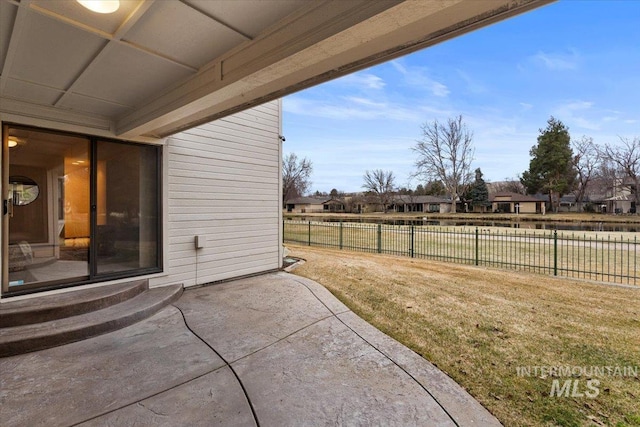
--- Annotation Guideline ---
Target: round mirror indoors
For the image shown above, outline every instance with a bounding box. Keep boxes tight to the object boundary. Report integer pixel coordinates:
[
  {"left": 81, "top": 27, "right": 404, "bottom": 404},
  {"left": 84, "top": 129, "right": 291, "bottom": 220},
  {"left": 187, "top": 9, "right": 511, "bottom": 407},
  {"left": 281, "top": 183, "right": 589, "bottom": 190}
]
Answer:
[{"left": 9, "top": 176, "right": 40, "bottom": 206}]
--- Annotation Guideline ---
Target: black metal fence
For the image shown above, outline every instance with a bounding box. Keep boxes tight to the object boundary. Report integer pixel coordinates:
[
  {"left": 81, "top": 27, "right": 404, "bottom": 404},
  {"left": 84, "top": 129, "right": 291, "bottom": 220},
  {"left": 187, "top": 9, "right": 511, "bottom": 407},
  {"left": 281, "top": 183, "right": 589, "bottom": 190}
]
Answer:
[{"left": 283, "top": 220, "right": 639, "bottom": 286}]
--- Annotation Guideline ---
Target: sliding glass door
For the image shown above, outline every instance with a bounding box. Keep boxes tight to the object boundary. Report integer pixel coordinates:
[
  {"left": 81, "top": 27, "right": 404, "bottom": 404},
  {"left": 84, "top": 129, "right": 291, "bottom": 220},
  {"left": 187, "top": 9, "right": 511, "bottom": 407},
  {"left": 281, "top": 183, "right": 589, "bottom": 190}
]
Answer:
[
  {"left": 95, "top": 140, "right": 159, "bottom": 275},
  {"left": 2, "top": 125, "right": 161, "bottom": 295},
  {"left": 5, "top": 127, "right": 90, "bottom": 289}
]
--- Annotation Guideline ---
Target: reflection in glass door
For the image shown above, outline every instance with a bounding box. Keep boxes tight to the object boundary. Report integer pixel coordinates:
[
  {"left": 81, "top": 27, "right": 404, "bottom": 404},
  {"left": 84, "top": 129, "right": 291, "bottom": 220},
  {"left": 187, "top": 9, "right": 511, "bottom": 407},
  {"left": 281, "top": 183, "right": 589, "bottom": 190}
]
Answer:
[
  {"left": 95, "top": 140, "right": 159, "bottom": 275},
  {"left": 6, "top": 126, "right": 90, "bottom": 290}
]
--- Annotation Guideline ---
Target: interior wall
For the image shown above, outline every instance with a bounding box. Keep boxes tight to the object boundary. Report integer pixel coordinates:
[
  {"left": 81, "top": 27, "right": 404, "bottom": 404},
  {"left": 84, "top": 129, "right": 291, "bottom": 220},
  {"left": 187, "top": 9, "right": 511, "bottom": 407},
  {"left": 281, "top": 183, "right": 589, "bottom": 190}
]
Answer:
[
  {"left": 8, "top": 165, "right": 48, "bottom": 244},
  {"left": 63, "top": 158, "right": 90, "bottom": 238}
]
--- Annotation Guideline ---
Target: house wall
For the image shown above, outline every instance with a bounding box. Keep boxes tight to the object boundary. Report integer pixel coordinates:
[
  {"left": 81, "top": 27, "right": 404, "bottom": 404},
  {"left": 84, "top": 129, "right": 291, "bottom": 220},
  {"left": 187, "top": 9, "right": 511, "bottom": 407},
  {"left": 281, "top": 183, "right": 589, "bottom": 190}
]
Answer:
[
  {"left": 518, "top": 202, "right": 538, "bottom": 214},
  {"left": 2, "top": 101, "right": 281, "bottom": 295},
  {"left": 439, "top": 204, "right": 452, "bottom": 214},
  {"left": 285, "top": 204, "right": 323, "bottom": 214},
  {"left": 491, "top": 200, "right": 538, "bottom": 214},
  {"left": 151, "top": 100, "right": 282, "bottom": 288}
]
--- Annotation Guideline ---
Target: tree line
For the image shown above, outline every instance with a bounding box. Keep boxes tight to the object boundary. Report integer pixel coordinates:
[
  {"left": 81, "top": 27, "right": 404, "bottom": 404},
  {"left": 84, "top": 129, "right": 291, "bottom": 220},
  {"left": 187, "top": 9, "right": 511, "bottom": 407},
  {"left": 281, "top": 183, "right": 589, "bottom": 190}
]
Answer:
[{"left": 284, "top": 115, "right": 640, "bottom": 213}]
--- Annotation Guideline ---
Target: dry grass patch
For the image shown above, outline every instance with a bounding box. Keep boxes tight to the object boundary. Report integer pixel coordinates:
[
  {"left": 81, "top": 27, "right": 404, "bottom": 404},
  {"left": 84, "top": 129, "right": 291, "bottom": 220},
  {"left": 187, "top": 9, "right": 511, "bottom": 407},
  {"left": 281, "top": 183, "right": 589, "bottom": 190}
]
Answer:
[{"left": 288, "top": 244, "right": 640, "bottom": 427}]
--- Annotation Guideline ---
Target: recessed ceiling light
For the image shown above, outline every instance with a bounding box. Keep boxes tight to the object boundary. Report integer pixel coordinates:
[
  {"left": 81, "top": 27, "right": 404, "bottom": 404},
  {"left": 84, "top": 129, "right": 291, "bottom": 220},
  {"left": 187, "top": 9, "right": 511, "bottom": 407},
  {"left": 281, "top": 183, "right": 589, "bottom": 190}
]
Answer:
[
  {"left": 8, "top": 137, "right": 18, "bottom": 148},
  {"left": 77, "top": 0, "right": 120, "bottom": 14}
]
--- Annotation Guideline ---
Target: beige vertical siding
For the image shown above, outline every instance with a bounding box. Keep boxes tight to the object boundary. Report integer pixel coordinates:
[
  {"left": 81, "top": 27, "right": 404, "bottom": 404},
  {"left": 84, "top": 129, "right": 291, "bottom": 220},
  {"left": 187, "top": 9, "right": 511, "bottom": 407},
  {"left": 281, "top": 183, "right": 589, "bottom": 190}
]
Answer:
[{"left": 151, "top": 101, "right": 281, "bottom": 288}]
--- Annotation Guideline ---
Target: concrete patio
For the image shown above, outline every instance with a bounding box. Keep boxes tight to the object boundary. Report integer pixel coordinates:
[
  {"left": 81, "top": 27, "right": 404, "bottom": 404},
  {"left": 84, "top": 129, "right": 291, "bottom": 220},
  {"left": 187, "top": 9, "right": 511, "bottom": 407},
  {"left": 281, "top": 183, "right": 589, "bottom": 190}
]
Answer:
[{"left": 1, "top": 272, "right": 501, "bottom": 426}]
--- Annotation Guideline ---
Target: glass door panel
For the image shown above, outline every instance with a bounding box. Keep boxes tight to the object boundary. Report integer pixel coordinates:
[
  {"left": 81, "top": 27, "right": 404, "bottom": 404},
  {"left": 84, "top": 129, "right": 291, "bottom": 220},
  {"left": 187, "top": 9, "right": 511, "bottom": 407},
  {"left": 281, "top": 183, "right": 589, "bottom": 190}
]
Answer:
[
  {"left": 95, "top": 141, "right": 159, "bottom": 275},
  {"left": 6, "top": 127, "right": 90, "bottom": 289}
]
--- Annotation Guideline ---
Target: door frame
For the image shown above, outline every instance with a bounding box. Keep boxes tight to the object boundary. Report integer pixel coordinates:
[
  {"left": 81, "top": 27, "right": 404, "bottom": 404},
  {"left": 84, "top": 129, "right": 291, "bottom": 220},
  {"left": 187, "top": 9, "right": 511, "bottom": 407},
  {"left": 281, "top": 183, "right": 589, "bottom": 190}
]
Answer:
[
  {"left": 2, "top": 125, "right": 9, "bottom": 294},
  {"left": 1, "top": 123, "right": 163, "bottom": 298}
]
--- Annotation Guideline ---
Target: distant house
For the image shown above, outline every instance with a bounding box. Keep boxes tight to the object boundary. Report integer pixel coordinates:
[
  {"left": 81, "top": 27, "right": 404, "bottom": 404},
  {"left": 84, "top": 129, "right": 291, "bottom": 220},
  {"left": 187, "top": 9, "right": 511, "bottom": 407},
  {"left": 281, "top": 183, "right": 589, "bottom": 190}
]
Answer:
[
  {"left": 465, "top": 200, "right": 492, "bottom": 213},
  {"left": 564, "top": 177, "right": 636, "bottom": 214},
  {"left": 604, "top": 194, "right": 634, "bottom": 214},
  {"left": 391, "top": 195, "right": 452, "bottom": 214},
  {"left": 322, "top": 198, "right": 346, "bottom": 213},
  {"left": 558, "top": 194, "right": 577, "bottom": 212},
  {"left": 605, "top": 178, "right": 636, "bottom": 214},
  {"left": 284, "top": 197, "right": 327, "bottom": 213},
  {"left": 490, "top": 192, "right": 543, "bottom": 214},
  {"left": 558, "top": 194, "right": 600, "bottom": 212}
]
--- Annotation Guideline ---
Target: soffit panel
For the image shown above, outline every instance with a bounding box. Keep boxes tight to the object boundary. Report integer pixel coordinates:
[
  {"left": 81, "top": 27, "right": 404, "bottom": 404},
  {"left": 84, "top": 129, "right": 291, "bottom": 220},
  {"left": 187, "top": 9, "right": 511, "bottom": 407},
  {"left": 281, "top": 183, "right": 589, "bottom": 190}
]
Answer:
[
  {"left": 8, "top": 10, "right": 107, "bottom": 89},
  {"left": 30, "top": 0, "right": 143, "bottom": 35},
  {"left": 58, "top": 93, "right": 134, "bottom": 118},
  {"left": 0, "top": 1, "right": 18, "bottom": 72},
  {"left": 123, "top": 1, "right": 246, "bottom": 69},
  {"left": 3, "top": 78, "right": 64, "bottom": 106},
  {"left": 71, "top": 42, "right": 195, "bottom": 108},
  {"left": 183, "top": 0, "right": 306, "bottom": 39}
]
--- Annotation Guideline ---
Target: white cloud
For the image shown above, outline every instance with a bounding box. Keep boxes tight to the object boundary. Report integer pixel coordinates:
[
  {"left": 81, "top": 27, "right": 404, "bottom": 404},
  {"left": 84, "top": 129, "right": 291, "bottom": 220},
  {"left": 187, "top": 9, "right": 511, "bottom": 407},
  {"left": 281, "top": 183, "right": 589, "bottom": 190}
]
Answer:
[
  {"left": 550, "top": 101, "right": 638, "bottom": 133},
  {"left": 391, "top": 60, "right": 450, "bottom": 97},
  {"left": 342, "top": 96, "right": 387, "bottom": 108},
  {"left": 561, "top": 101, "right": 594, "bottom": 111},
  {"left": 456, "top": 69, "right": 487, "bottom": 94},
  {"left": 430, "top": 82, "right": 450, "bottom": 98},
  {"left": 572, "top": 118, "right": 601, "bottom": 131},
  {"left": 519, "top": 102, "right": 533, "bottom": 110},
  {"left": 531, "top": 49, "right": 580, "bottom": 71},
  {"left": 284, "top": 135, "right": 416, "bottom": 193},
  {"left": 552, "top": 100, "right": 601, "bottom": 130},
  {"left": 333, "top": 73, "right": 386, "bottom": 90},
  {"left": 283, "top": 95, "right": 423, "bottom": 122}
]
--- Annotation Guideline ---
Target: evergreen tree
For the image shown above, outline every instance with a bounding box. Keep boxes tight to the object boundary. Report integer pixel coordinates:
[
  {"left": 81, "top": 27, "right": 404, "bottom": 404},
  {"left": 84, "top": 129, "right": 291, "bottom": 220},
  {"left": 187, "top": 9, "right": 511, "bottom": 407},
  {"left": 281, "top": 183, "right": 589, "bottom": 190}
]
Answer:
[
  {"left": 464, "top": 168, "right": 490, "bottom": 210},
  {"left": 521, "top": 117, "right": 576, "bottom": 212}
]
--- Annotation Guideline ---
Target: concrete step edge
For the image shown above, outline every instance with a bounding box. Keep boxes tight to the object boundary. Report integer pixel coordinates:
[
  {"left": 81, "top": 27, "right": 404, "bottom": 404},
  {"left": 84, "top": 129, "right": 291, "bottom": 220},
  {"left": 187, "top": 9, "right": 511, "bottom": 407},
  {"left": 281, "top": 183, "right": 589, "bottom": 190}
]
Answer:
[
  {"left": 0, "top": 284, "right": 183, "bottom": 358},
  {"left": 0, "top": 280, "right": 149, "bottom": 328}
]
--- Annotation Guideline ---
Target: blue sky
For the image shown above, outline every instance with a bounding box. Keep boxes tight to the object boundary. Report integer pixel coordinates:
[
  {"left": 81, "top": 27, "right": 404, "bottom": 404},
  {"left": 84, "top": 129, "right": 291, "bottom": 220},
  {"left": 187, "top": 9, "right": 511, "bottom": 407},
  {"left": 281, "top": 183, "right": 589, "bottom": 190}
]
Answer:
[{"left": 282, "top": 0, "right": 640, "bottom": 194}]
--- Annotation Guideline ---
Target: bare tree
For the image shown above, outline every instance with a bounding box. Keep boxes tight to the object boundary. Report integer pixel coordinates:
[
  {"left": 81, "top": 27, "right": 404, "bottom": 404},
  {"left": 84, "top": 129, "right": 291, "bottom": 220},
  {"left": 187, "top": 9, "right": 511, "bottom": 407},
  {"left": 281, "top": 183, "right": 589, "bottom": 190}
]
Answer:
[
  {"left": 362, "top": 169, "right": 396, "bottom": 212},
  {"left": 587, "top": 158, "right": 623, "bottom": 211},
  {"left": 488, "top": 178, "right": 526, "bottom": 195},
  {"left": 572, "top": 136, "right": 601, "bottom": 211},
  {"left": 413, "top": 115, "right": 474, "bottom": 212},
  {"left": 601, "top": 137, "right": 640, "bottom": 207},
  {"left": 282, "top": 153, "right": 312, "bottom": 203}
]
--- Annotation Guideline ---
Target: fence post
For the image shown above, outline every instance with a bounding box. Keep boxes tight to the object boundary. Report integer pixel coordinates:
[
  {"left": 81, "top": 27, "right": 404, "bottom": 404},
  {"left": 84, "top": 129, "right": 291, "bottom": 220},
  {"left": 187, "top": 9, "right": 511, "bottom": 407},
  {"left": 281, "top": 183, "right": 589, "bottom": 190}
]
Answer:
[
  {"left": 308, "top": 221, "right": 311, "bottom": 246},
  {"left": 553, "top": 230, "right": 558, "bottom": 276},
  {"left": 410, "top": 225, "right": 415, "bottom": 258},
  {"left": 339, "top": 221, "right": 343, "bottom": 250},
  {"left": 377, "top": 224, "right": 382, "bottom": 253},
  {"left": 475, "top": 227, "right": 479, "bottom": 266}
]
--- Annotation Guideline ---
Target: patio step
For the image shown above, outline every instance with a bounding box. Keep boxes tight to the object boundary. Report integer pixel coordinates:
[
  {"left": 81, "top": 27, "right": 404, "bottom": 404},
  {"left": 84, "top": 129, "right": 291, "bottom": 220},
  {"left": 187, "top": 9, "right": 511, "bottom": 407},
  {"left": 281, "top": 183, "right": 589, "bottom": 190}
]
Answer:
[
  {"left": 0, "top": 283, "right": 183, "bottom": 357},
  {"left": 0, "top": 280, "right": 148, "bottom": 328}
]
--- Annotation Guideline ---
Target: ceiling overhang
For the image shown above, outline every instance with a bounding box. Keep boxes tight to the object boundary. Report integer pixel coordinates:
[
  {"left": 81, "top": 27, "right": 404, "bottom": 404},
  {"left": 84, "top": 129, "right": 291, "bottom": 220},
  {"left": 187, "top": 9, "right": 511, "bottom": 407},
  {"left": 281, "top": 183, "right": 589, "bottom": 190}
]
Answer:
[{"left": 0, "top": 0, "right": 553, "bottom": 141}]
